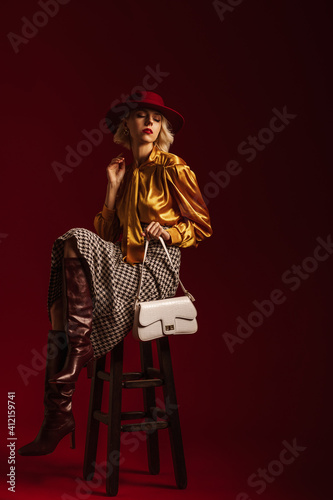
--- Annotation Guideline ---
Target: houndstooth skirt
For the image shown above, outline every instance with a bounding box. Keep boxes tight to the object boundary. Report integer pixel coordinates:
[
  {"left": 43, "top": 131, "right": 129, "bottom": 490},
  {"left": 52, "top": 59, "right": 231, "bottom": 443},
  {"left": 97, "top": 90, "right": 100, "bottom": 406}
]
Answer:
[{"left": 47, "top": 223, "right": 181, "bottom": 359}]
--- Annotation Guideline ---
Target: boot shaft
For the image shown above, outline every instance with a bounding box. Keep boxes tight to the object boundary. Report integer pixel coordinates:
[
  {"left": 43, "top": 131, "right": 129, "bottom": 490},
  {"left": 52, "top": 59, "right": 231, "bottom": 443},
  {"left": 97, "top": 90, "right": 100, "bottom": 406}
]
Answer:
[
  {"left": 44, "top": 330, "right": 75, "bottom": 413},
  {"left": 64, "top": 258, "right": 93, "bottom": 341}
]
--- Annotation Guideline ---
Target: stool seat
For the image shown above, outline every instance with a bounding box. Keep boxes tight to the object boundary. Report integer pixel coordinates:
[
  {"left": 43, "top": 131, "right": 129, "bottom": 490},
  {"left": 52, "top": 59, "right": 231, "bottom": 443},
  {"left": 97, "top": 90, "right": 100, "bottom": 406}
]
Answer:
[{"left": 83, "top": 336, "right": 187, "bottom": 496}]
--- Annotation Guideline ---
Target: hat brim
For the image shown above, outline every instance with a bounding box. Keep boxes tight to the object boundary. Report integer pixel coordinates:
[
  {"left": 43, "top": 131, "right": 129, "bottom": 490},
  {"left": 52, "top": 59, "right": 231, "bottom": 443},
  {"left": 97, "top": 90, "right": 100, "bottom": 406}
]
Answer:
[{"left": 105, "top": 99, "right": 184, "bottom": 135}]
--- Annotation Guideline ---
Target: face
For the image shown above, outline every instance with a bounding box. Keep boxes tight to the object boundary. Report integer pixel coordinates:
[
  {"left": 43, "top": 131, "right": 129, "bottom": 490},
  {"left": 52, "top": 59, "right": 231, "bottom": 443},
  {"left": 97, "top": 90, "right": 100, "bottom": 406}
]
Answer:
[{"left": 125, "top": 107, "right": 162, "bottom": 145}]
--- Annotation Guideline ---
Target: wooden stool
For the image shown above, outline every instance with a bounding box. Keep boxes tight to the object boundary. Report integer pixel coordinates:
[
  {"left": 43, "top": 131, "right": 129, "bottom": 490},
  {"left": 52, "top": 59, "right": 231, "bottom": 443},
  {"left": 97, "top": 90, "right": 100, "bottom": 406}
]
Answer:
[{"left": 83, "top": 337, "right": 187, "bottom": 496}]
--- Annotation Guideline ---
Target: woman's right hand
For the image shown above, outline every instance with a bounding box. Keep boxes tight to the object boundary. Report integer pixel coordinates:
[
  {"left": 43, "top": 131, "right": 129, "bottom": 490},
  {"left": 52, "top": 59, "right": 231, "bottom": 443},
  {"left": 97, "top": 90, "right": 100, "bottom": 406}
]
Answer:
[{"left": 106, "top": 153, "right": 126, "bottom": 190}]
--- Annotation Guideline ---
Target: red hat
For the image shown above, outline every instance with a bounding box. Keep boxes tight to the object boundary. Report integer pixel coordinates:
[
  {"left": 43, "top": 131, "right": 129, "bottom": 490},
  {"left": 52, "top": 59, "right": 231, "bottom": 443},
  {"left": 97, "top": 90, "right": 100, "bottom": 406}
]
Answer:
[{"left": 105, "top": 91, "right": 185, "bottom": 134}]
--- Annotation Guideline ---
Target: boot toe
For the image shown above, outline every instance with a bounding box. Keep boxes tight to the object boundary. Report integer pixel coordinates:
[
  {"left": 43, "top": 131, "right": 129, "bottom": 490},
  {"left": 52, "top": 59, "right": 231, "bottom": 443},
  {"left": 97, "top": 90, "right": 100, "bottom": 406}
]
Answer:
[{"left": 18, "top": 443, "right": 50, "bottom": 456}]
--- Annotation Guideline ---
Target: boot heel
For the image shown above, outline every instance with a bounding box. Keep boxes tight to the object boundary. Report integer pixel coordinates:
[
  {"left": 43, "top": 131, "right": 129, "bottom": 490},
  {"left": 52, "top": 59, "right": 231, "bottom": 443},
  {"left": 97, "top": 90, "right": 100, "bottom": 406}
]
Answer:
[{"left": 70, "top": 429, "right": 76, "bottom": 449}]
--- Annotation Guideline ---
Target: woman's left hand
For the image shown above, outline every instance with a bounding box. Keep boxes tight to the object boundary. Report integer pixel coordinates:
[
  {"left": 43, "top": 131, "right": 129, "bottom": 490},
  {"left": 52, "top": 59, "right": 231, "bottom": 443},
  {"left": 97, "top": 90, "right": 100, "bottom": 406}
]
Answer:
[{"left": 142, "top": 222, "right": 171, "bottom": 242}]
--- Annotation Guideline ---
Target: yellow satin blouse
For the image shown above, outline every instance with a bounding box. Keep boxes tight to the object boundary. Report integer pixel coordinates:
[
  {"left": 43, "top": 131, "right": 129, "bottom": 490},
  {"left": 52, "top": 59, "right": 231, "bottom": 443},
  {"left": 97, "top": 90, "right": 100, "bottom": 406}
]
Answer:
[{"left": 94, "top": 145, "right": 213, "bottom": 265}]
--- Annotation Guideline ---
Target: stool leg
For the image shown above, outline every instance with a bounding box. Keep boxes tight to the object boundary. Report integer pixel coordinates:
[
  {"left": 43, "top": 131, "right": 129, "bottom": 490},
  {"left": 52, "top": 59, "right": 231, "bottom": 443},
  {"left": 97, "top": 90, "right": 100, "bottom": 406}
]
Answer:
[
  {"left": 156, "top": 337, "right": 187, "bottom": 489},
  {"left": 140, "top": 341, "right": 160, "bottom": 475},
  {"left": 83, "top": 355, "right": 106, "bottom": 480},
  {"left": 106, "top": 340, "right": 124, "bottom": 497}
]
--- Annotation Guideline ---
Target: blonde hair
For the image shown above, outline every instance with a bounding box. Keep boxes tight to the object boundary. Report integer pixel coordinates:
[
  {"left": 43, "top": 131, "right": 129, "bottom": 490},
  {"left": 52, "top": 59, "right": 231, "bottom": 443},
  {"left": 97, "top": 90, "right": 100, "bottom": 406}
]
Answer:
[{"left": 113, "top": 109, "right": 174, "bottom": 152}]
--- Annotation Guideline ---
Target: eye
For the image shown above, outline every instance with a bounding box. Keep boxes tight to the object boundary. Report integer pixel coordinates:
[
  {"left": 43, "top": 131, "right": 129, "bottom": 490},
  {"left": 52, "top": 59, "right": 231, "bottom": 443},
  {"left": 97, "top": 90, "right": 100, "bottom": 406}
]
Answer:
[{"left": 154, "top": 119, "right": 160, "bottom": 122}]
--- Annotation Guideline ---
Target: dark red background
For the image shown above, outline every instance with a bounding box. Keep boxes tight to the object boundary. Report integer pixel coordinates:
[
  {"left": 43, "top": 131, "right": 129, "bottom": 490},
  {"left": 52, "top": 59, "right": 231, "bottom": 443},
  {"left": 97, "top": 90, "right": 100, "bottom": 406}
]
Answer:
[{"left": 1, "top": 1, "right": 332, "bottom": 499}]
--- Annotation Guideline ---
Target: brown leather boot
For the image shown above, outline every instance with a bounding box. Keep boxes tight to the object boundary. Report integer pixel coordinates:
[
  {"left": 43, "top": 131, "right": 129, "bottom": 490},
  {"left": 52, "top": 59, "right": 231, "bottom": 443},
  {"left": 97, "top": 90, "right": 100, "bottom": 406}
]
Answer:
[
  {"left": 49, "top": 258, "right": 94, "bottom": 384},
  {"left": 18, "top": 330, "right": 75, "bottom": 456}
]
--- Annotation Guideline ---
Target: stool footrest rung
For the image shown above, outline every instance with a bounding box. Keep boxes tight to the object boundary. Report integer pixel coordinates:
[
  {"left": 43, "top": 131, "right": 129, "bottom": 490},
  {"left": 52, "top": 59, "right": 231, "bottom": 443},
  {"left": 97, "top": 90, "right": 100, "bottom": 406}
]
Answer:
[
  {"left": 150, "top": 406, "right": 168, "bottom": 419},
  {"left": 122, "top": 378, "right": 164, "bottom": 389},
  {"left": 84, "top": 338, "right": 187, "bottom": 495},
  {"left": 96, "top": 370, "right": 110, "bottom": 381},
  {"left": 97, "top": 371, "right": 163, "bottom": 386},
  {"left": 121, "top": 421, "right": 169, "bottom": 432},
  {"left": 93, "top": 410, "right": 108, "bottom": 425}
]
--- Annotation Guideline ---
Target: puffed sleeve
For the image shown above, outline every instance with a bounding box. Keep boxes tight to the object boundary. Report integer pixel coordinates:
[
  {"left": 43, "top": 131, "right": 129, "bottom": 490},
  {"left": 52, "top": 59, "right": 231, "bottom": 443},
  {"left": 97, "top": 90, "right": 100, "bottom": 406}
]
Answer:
[
  {"left": 164, "top": 163, "right": 213, "bottom": 247},
  {"left": 94, "top": 204, "right": 121, "bottom": 242}
]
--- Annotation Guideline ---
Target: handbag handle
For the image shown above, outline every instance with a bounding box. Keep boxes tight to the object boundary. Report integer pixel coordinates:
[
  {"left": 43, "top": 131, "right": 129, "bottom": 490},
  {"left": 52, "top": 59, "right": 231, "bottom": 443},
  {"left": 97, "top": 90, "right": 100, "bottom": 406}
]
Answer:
[{"left": 135, "top": 236, "right": 195, "bottom": 305}]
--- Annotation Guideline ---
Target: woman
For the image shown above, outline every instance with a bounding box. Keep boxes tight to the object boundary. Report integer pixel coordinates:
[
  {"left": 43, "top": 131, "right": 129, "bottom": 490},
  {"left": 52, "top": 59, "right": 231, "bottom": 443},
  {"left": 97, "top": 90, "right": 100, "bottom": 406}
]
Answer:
[{"left": 18, "top": 91, "right": 212, "bottom": 456}]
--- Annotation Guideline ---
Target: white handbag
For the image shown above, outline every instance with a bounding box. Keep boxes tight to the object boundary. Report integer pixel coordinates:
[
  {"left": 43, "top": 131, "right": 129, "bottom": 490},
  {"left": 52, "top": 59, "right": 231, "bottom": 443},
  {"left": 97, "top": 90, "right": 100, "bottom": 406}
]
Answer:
[{"left": 132, "top": 236, "right": 198, "bottom": 342}]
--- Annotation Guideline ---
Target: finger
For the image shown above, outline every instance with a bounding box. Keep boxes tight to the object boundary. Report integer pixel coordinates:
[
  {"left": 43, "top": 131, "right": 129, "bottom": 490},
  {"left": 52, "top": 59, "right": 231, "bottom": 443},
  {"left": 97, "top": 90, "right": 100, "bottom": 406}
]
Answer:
[
  {"left": 148, "top": 223, "right": 161, "bottom": 237},
  {"left": 149, "top": 229, "right": 160, "bottom": 239},
  {"left": 108, "top": 159, "right": 125, "bottom": 170},
  {"left": 152, "top": 222, "right": 161, "bottom": 233},
  {"left": 142, "top": 230, "right": 151, "bottom": 240},
  {"left": 146, "top": 226, "right": 156, "bottom": 237},
  {"left": 147, "top": 221, "right": 159, "bottom": 230}
]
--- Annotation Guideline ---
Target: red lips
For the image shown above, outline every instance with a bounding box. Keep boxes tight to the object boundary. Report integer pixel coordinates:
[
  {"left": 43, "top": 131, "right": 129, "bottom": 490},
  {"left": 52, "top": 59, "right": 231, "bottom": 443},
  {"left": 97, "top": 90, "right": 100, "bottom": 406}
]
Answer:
[{"left": 142, "top": 128, "right": 153, "bottom": 134}]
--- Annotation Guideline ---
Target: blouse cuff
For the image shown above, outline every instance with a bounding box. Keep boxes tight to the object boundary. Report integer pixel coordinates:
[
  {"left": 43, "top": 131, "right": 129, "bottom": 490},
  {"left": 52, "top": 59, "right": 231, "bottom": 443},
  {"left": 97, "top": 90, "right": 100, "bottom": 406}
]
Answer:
[
  {"left": 102, "top": 204, "right": 116, "bottom": 220},
  {"left": 165, "top": 227, "right": 182, "bottom": 245}
]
